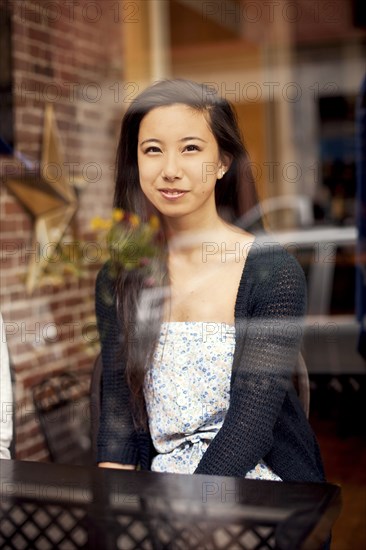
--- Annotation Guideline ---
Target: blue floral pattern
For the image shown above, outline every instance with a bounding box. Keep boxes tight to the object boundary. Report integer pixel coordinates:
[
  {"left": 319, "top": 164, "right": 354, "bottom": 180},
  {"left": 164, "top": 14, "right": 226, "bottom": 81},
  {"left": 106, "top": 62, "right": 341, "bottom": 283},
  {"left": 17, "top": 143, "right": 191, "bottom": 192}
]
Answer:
[{"left": 143, "top": 322, "right": 282, "bottom": 481}]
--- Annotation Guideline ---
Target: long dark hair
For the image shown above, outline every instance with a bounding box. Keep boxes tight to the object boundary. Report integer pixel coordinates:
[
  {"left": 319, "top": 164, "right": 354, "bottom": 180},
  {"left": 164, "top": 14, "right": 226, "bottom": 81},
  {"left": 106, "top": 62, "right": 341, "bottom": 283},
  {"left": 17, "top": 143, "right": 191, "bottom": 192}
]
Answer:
[{"left": 112, "top": 79, "right": 261, "bottom": 428}]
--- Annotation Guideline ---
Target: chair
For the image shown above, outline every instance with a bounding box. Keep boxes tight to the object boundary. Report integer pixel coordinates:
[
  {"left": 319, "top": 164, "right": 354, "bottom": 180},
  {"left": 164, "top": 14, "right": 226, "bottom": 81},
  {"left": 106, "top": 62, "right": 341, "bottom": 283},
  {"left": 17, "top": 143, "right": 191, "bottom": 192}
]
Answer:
[{"left": 32, "top": 372, "right": 93, "bottom": 465}]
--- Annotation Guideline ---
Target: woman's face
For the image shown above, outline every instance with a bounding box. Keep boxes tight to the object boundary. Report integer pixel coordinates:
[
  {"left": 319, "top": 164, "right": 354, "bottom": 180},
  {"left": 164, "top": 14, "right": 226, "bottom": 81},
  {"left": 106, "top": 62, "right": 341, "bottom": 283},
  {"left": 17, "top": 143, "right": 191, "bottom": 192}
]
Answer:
[{"left": 137, "top": 104, "right": 226, "bottom": 224}]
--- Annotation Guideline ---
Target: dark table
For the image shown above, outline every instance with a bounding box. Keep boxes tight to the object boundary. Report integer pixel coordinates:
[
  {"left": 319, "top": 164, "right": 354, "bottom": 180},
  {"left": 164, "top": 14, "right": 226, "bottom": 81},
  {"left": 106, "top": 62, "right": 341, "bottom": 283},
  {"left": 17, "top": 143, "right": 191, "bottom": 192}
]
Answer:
[{"left": 0, "top": 459, "right": 341, "bottom": 549}]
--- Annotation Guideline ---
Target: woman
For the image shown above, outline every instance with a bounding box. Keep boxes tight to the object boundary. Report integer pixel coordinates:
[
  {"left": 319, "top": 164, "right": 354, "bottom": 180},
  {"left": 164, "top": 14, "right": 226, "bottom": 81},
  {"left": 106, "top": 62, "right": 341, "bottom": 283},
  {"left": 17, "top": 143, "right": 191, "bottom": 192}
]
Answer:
[{"left": 95, "top": 79, "right": 325, "bottom": 482}]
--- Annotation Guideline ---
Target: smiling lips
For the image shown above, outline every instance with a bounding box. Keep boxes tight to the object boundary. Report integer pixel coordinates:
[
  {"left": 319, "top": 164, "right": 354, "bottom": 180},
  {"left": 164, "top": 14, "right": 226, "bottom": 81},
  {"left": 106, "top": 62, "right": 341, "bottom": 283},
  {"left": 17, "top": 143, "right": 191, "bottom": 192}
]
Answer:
[{"left": 159, "top": 189, "right": 188, "bottom": 200}]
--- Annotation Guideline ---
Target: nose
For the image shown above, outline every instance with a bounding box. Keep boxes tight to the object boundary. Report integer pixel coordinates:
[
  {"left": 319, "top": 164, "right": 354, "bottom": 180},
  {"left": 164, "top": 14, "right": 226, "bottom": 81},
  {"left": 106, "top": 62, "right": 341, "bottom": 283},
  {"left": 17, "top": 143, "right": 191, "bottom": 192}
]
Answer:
[{"left": 162, "top": 153, "right": 182, "bottom": 181}]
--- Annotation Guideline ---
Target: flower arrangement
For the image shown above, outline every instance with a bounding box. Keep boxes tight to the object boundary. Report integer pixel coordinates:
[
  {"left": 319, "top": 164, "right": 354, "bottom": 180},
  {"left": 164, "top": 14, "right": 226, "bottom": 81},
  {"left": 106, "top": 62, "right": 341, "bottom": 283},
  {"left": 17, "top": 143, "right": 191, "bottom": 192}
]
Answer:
[
  {"left": 91, "top": 209, "right": 163, "bottom": 286},
  {"left": 32, "top": 209, "right": 162, "bottom": 289}
]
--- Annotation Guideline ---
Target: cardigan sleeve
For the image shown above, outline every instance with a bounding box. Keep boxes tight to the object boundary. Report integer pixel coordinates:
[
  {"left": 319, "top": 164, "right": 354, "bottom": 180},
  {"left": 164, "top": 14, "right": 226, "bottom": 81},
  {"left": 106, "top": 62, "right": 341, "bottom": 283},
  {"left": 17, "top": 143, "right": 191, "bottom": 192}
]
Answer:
[
  {"left": 194, "top": 249, "right": 307, "bottom": 477},
  {"left": 95, "top": 263, "right": 139, "bottom": 465}
]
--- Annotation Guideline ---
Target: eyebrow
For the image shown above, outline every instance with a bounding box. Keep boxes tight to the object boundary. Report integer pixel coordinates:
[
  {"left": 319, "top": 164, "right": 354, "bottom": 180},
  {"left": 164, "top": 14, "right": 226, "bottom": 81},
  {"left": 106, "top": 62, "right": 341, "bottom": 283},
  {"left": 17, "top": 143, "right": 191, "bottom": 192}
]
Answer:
[{"left": 139, "top": 137, "right": 208, "bottom": 146}]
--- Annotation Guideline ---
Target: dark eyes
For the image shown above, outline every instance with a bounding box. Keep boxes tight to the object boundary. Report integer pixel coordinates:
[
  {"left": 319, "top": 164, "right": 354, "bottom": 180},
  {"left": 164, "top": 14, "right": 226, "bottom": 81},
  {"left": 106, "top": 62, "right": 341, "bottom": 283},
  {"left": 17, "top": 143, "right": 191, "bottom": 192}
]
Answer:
[
  {"left": 144, "top": 146, "right": 161, "bottom": 153},
  {"left": 143, "top": 144, "right": 201, "bottom": 154},
  {"left": 184, "top": 144, "right": 200, "bottom": 152}
]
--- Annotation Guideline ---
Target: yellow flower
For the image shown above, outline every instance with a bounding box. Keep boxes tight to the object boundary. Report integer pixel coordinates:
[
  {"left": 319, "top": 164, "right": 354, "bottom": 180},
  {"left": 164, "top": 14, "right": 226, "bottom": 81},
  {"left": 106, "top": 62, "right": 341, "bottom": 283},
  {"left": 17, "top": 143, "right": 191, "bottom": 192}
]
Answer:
[
  {"left": 91, "top": 216, "right": 112, "bottom": 231},
  {"left": 149, "top": 215, "right": 160, "bottom": 231},
  {"left": 129, "top": 213, "right": 140, "bottom": 228},
  {"left": 90, "top": 216, "right": 103, "bottom": 230},
  {"left": 112, "top": 208, "right": 124, "bottom": 222}
]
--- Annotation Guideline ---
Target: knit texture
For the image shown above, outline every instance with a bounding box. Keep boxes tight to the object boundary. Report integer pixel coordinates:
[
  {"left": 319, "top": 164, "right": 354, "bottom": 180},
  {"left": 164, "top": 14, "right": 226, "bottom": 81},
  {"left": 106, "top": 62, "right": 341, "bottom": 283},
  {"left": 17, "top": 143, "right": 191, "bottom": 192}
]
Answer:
[{"left": 95, "top": 240, "right": 325, "bottom": 482}]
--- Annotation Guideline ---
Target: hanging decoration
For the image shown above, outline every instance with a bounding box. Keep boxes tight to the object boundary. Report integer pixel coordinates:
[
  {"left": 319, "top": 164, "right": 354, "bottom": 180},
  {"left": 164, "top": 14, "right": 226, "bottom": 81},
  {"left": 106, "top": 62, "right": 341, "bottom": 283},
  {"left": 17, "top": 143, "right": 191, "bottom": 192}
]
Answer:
[{"left": 5, "top": 104, "right": 86, "bottom": 293}]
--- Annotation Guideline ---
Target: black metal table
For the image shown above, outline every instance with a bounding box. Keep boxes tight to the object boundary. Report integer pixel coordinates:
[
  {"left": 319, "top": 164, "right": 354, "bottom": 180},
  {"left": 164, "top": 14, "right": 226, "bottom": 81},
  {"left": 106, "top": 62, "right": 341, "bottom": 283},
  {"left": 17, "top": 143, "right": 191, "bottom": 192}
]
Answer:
[{"left": 0, "top": 459, "right": 341, "bottom": 549}]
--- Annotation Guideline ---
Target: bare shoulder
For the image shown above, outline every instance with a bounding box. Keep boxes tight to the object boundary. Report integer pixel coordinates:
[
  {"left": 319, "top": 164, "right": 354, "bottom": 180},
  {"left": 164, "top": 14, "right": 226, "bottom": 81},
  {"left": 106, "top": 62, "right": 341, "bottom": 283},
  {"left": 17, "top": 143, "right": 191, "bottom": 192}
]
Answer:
[{"left": 219, "top": 223, "right": 256, "bottom": 258}]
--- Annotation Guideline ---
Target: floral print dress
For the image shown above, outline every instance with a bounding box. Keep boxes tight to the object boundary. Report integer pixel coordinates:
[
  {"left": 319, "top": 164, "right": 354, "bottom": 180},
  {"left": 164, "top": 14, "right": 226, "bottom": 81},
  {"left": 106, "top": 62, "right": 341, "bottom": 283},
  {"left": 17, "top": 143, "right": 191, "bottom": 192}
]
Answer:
[{"left": 143, "top": 321, "right": 281, "bottom": 480}]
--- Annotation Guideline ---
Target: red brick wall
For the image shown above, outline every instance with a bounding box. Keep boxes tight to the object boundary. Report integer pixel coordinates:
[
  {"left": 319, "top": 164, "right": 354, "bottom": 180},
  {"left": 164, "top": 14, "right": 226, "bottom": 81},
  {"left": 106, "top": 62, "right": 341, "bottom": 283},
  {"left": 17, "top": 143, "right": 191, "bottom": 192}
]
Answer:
[{"left": 0, "top": 0, "right": 125, "bottom": 460}]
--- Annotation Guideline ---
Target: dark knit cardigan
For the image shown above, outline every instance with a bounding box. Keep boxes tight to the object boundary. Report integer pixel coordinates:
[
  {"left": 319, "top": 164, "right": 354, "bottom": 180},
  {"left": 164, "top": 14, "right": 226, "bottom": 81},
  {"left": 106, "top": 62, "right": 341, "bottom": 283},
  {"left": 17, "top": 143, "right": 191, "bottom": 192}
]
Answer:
[{"left": 95, "top": 241, "right": 325, "bottom": 482}]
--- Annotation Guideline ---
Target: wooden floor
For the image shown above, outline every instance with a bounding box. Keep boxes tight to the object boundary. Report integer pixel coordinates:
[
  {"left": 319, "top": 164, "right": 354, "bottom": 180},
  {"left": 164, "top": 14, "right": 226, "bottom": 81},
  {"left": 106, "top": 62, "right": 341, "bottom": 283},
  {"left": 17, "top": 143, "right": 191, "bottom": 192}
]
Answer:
[{"left": 311, "top": 416, "right": 366, "bottom": 549}]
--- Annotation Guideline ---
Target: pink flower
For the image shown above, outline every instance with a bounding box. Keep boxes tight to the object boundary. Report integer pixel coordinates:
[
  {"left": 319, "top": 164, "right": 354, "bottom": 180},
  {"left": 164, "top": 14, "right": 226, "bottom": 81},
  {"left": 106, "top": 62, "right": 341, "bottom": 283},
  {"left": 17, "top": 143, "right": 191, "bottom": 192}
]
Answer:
[
  {"left": 139, "top": 257, "right": 150, "bottom": 267},
  {"left": 143, "top": 276, "right": 156, "bottom": 288}
]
